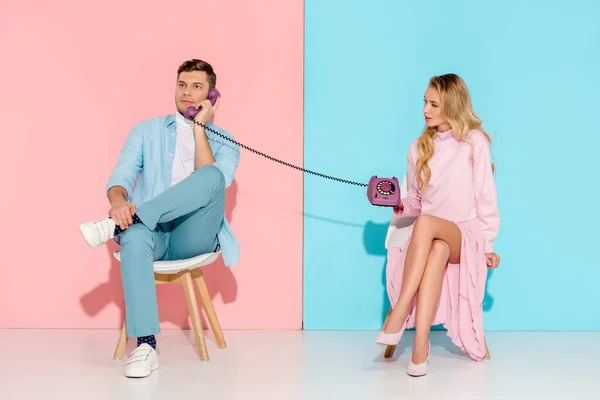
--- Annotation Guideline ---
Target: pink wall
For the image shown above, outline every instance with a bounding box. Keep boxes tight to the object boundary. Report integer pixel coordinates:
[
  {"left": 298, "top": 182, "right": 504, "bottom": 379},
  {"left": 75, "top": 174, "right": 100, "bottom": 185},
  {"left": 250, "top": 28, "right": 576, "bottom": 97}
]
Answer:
[{"left": 0, "top": 0, "right": 303, "bottom": 329}]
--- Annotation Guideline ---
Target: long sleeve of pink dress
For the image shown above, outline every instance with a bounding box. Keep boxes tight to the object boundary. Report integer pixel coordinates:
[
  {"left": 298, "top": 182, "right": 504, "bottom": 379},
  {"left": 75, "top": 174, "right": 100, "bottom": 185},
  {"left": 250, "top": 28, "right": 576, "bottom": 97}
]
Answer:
[{"left": 386, "top": 128, "right": 500, "bottom": 362}]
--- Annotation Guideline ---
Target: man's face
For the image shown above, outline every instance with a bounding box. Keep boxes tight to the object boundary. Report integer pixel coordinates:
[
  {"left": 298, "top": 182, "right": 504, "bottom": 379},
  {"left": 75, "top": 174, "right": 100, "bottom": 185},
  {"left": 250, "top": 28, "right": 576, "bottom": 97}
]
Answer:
[{"left": 175, "top": 70, "right": 210, "bottom": 115}]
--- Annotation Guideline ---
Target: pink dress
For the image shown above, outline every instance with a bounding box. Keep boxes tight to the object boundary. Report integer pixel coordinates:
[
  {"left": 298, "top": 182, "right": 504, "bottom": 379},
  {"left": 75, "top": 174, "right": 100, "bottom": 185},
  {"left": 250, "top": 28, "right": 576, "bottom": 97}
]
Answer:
[{"left": 387, "top": 128, "right": 500, "bottom": 362}]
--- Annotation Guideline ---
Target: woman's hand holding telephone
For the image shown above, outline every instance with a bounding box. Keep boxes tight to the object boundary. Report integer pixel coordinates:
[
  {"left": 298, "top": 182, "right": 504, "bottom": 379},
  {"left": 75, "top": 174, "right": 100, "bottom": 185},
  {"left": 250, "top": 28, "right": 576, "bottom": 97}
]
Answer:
[{"left": 393, "top": 199, "right": 404, "bottom": 213}]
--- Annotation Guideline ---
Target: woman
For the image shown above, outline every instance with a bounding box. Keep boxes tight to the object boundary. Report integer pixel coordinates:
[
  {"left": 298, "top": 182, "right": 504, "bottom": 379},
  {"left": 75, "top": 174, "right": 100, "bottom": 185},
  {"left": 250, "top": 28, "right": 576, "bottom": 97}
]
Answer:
[{"left": 376, "top": 74, "right": 500, "bottom": 377}]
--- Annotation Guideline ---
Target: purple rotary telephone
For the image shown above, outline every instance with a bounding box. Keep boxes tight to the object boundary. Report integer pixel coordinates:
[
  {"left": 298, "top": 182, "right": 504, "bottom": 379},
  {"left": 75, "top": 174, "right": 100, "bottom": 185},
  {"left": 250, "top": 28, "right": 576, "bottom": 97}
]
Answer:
[
  {"left": 367, "top": 176, "right": 400, "bottom": 207},
  {"left": 184, "top": 88, "right": 221, "bottom": 120}
]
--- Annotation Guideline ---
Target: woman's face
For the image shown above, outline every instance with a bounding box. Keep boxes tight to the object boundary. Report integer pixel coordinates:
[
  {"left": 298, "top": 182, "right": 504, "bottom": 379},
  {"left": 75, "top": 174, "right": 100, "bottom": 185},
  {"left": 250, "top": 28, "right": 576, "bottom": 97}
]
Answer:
[{"left": 423, "top": 86, "right": 450, "bottom": 132}]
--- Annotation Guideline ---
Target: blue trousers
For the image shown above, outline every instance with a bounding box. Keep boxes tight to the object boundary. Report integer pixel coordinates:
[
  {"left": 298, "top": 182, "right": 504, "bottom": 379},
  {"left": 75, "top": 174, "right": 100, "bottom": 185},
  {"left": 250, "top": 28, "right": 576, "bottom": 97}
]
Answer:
[{"left": 119, "top": 165, "right": 225, "bottom": 338}]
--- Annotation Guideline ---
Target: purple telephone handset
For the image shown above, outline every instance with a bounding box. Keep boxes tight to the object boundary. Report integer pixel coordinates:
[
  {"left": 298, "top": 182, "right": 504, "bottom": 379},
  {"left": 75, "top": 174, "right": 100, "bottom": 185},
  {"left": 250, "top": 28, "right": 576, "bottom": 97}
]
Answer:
[
  {"left": 184, "top": 88, "right": 221, "bottom": 120},
  {"left": 367, "top": 176, "right": 400, "bottom": 207}
]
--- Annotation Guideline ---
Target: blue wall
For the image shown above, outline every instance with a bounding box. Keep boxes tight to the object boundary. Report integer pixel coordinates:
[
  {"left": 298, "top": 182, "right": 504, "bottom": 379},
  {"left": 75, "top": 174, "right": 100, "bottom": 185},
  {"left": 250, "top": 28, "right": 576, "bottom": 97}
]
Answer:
[{"left": 303, "top": 0, "right": 600, "bottom": 330}]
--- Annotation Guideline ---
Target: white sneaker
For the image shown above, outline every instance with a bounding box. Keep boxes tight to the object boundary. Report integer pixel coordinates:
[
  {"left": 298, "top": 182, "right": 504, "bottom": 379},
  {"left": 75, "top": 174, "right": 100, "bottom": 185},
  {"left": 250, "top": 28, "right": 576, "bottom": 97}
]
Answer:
[
  {"left": 78, "top": 217, "right": 116, "bottom": 248},
  {"left": 124, "top": 343, "right": 159, "bottom": 378}
]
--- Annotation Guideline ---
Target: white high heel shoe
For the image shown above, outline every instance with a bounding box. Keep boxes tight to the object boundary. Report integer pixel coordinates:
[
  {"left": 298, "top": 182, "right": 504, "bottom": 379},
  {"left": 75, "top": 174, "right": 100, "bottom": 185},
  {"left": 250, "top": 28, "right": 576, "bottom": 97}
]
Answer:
[
  {"left": 375, "top": 317, "right": 409, "bottom": 346},
  {"left": 407, "top": 341, "right": 430, "bottom": 377}
]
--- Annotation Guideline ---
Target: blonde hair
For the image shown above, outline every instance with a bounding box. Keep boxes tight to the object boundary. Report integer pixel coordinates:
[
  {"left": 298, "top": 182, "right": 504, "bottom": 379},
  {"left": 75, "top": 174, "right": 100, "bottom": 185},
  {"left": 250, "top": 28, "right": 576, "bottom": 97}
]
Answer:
[{"left": 416, "top": 73, "right": 494, "bottom": 190}]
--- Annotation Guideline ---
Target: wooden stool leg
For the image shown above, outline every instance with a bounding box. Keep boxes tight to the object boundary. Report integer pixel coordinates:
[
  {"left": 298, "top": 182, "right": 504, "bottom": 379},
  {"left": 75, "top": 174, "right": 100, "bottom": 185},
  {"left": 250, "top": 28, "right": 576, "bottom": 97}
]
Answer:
[
  {"left": 182, "top": 271, "right": 209, "bottom": 361},
  {"left": 113, "top": 320, "right": 128, "bottom": 360},
  {"left": 193, "top": 270, "right": 227, "bottom": 349},
  {"left": 382, "top": 307, "right": 397, "bottom": 358},
  {"left": 484, "top": 338, "right": 490, "bottom": 360}
]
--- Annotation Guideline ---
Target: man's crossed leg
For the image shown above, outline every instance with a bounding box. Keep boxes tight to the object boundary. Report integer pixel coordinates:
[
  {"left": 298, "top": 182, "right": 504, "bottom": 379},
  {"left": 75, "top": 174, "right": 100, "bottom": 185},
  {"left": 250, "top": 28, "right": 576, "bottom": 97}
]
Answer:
[{"left": 79, "top": 165, "right": 225, "bottom": 377}]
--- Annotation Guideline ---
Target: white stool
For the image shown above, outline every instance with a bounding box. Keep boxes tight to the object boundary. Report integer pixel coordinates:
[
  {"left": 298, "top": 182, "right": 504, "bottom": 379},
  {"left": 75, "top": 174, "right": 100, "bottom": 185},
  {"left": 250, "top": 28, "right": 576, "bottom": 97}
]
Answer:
[{"left": 112, "top": 250, "right": 226, "bottom": 361}]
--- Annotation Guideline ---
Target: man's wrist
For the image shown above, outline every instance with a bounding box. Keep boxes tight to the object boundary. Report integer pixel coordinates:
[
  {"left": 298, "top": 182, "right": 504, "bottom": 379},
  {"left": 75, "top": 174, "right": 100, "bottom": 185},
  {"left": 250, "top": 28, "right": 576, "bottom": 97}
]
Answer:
[
  {"left": 193, "top": 119, "right": 207, "bottom": 129},
  {"left": 193, "top": 122, "right": 209, "bottom": 140},
  {"left": 109, "top": 197, "right": 126, "bottom": 206},
  {"left": 107, "top": 186, "right": 128, "bottom": 205}
]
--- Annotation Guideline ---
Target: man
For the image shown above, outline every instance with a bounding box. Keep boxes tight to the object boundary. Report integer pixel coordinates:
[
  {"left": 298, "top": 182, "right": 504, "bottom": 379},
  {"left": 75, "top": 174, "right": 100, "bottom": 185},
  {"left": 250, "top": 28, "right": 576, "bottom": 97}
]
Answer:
[{"left": 78, "top": 59, "right": 240, "bottom": 378}]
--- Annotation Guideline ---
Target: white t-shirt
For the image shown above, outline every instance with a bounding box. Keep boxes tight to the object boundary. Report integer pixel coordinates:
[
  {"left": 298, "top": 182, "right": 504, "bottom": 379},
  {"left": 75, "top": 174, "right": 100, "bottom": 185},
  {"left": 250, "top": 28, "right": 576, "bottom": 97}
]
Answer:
[{"left": 171, "top": 112, "right": 196, "bottom": 187}]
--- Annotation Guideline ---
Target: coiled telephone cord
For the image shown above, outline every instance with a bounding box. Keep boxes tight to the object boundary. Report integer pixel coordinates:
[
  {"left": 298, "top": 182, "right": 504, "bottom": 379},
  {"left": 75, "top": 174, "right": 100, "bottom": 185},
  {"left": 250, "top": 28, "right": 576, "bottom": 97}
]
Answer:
[{"left": 194, "top": 120, "right": 368, "bottom": 187}]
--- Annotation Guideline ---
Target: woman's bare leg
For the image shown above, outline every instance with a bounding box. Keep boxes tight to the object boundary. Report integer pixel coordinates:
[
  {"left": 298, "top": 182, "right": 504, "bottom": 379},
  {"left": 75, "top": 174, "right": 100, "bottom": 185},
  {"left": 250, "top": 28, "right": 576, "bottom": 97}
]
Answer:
[
  {"left": 383, "top": 215, "right": 461, "bottom": 333},
  {"left": 412, "top": 239, "right": 450, "bottom": 363}
]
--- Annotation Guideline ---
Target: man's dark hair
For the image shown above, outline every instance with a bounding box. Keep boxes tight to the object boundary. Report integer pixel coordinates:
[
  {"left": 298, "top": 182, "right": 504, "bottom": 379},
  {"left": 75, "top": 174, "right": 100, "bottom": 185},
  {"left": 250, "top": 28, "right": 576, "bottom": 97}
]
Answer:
[{"left": 177, "top": 59, "right": 217, "bottom": 89}]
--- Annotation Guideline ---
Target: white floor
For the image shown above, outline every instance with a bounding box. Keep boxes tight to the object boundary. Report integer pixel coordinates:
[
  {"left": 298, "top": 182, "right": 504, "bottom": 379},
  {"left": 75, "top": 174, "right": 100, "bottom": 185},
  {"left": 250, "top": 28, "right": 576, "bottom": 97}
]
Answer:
[{"left": 1, "top": 329, "right": 599, "bottom": 400}]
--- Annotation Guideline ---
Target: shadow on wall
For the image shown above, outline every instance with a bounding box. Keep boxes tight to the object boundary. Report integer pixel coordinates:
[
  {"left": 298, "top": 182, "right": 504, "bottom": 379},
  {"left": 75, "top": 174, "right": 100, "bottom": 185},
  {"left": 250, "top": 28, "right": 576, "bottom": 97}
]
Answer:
[
  {"left": 363, "top": 219, "right": 496, "bottom": 329},
  {"left": 79, "top": 179, "right": 240, "bottom": 332}
]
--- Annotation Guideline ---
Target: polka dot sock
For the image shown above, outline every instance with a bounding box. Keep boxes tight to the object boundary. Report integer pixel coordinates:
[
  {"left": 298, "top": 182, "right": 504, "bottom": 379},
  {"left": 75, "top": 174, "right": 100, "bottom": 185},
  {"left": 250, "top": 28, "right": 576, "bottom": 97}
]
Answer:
[
  {"left": 137, "top": 335, "right": 156, "bottom": 350},
  {"left": 113, "top": 213, "right": 143, "bottom": 236}
]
